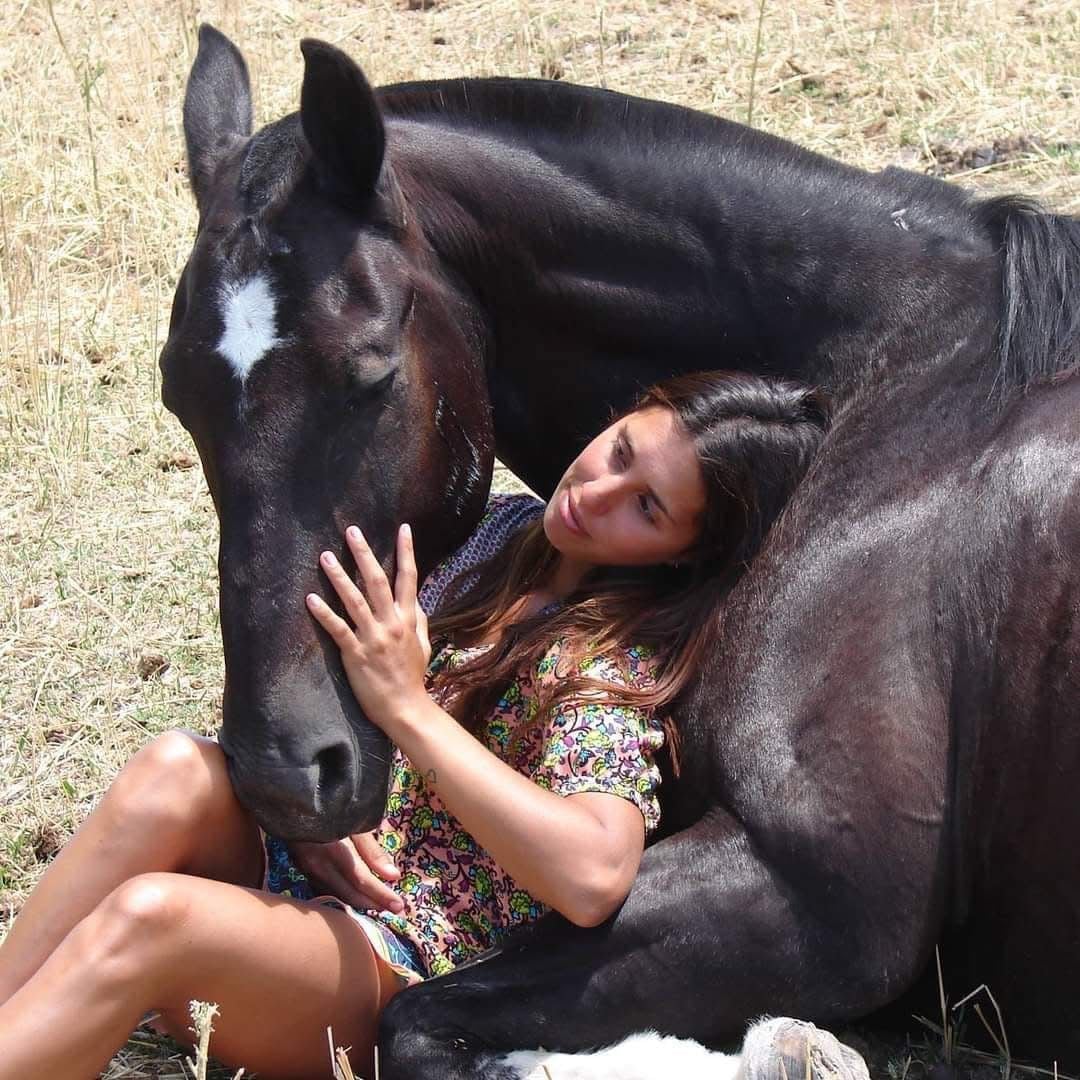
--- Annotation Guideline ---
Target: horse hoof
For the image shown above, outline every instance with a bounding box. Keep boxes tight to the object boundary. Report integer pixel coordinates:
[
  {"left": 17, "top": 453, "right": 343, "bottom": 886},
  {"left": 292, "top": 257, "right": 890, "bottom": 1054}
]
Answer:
[{"left": 736, "top": 1018, "right": 869, "bottom": 1080}]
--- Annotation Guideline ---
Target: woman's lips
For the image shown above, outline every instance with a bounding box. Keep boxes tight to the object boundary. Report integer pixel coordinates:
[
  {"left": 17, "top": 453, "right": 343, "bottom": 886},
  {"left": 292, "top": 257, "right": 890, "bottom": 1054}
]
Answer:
[{"left": 561, "top": 488, "right": 588, "bottom": 536}]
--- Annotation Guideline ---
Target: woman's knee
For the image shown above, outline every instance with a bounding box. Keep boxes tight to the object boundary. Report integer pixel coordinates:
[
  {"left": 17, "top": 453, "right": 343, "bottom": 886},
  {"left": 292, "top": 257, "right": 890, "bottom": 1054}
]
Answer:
[
  {"left": 72, "top": 873, "right": 194, "bottom": 988},
  {"left": 108, "top": 731, "right": 229, "bottom": 830},
  {"left": 101, "top": 872, "right": 190, "bottom": 936},
  {"left": 130, "top": 729, "right": 222, "bottom": 785}
]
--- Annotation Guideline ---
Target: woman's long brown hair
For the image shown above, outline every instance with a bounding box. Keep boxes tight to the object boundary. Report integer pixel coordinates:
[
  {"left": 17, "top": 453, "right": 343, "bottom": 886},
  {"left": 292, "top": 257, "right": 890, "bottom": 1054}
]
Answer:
[{"left": 427, "top": 371, "right": 830, "bottom": 768}]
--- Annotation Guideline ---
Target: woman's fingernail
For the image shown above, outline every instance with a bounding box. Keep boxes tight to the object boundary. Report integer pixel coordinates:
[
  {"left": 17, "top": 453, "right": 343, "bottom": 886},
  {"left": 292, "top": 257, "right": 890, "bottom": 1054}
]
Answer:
[
  {"left": 320, "top": 551, "right": 334, "bottom": 566},
  {"left": 402, "top": 523, "right": 412, "bottom": 540},
  {"left": 306, "top": 593, "right": 320, "bottom": 606},
  {"left": 347, "top": 525, "right": 361, "bottom": 540}
]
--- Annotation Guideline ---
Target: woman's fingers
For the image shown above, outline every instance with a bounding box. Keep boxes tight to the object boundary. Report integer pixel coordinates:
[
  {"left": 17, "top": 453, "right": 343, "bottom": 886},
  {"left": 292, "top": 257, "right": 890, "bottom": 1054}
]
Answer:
[
  {"left": 395, "top": 524, "right": 418, "bottom": 627},
  {"left": 317, "top": 549, "right": 372, "bottom": 628},
  {"left": 345, "top": 526, "right": 396, "bottom": 619},
  {"left": 294, "top": 839, "right": 404, "bottom": 913},
  {"left": 415, "top": 600, "right": 431, "bottom": 663},
  {"left": 305, "top": 592, "right": 359, "bottom": 649},
  {"left": 334, "top": 842, "right": 405, "bottom": 913},
  {"left": 318, "top": 863, "right": 403, "bottom": 914},
  {"left": 310, "top": 524, "right": 420, "bottom": 649},
  {"left": 351, "top": 832, "right": 401, "bottom": 882}
]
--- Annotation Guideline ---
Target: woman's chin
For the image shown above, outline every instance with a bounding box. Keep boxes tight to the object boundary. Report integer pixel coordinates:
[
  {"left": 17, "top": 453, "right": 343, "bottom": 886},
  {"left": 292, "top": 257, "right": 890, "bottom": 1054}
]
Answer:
[
  {"left": 541, "top": 504, "right": 561, "bottom": 546},
  {"left": 544, "top": 519, "right": 576, "bottom": 557}
]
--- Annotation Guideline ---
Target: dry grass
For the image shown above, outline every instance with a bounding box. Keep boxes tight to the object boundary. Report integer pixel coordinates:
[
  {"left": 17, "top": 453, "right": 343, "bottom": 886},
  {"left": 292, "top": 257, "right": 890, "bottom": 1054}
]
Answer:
[{"left": 0, "top": 0, "right": 1077, "bottom": 1075}]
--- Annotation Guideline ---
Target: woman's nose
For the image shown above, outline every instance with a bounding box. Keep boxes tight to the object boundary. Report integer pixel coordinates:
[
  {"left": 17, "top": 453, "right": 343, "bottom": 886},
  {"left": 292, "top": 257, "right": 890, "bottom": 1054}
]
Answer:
[{"left": 580, "top": 474, "right": 621, "bottom": 514}]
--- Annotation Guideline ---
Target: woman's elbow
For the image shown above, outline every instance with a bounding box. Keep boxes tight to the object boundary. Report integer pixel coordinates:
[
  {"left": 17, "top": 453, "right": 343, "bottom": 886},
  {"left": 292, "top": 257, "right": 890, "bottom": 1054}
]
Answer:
[{"left": 559, "top": 872, "right": 634, "bottom": 928}]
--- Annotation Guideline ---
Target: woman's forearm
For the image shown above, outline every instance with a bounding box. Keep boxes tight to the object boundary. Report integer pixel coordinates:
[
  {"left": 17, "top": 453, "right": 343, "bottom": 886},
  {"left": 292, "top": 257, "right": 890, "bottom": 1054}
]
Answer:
[{"left": 387, "top": 695, "right": 643, "bottom": 927}]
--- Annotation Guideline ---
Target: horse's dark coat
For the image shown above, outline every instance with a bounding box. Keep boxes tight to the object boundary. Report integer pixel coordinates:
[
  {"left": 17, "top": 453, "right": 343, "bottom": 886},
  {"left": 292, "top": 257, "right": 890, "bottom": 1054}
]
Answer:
[{"left": 161, "top": 25, "right": 1080, "bottom": 1075}]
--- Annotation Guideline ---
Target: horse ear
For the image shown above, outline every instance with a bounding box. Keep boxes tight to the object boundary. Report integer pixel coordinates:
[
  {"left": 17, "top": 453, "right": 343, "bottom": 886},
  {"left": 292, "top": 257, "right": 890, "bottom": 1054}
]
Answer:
[
  {"left": 183, "top": 24, "right": 252, "bottom": 209},
  {"left": 299, "top": 39, "right": 385, "bottom": 202}
]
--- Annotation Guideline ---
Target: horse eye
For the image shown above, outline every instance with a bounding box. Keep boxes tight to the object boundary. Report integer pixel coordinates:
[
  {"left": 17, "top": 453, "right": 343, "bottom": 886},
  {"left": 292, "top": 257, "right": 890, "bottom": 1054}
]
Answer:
[
  {"left": 342, "top": 365, "right": 397, "bottom": 414},
  {"left": 367, "top": 365, "right": 398, "bottom": 394}
]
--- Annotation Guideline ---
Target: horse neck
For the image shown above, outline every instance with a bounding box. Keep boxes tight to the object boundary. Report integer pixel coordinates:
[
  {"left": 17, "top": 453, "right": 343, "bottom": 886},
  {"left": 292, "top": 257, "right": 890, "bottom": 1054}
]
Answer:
[{"left": 385, "top": 89, "right": 998, "bottom": 404}]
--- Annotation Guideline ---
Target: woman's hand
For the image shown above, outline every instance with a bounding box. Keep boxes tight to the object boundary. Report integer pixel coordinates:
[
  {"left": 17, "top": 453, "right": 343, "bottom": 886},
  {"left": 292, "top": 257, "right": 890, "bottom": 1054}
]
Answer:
[
  {"left": 289, "top": 833, "right": 404, "bottom": 913},
  {"left": 306, "top": 523, "right": 431, "bottom": 734}
]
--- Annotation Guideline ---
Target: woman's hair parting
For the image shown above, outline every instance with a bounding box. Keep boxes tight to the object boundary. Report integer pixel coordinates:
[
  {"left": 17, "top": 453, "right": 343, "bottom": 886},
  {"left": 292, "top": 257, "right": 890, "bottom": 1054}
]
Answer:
[{"left": 426, "top": 370, "right": 831, "bottom": 765}]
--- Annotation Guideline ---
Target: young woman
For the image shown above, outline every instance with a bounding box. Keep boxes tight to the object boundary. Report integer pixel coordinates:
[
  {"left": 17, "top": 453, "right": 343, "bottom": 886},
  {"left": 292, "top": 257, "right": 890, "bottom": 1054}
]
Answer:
[{"left": 0, "top": 371, "right": 828, "bottom": 1079}]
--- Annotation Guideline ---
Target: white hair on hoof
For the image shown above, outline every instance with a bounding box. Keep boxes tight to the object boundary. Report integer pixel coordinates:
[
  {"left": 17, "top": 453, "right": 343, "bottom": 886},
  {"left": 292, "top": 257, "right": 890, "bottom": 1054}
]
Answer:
[
  {"left": 500, "top": 1030, "right": 743, "bottom": 1080},
  {"left": 499, "top": 1018, "right": 870, "bottom": 1080},
  {"left": 735, "top": 1017, "right": 869, "bottom": 1080}
]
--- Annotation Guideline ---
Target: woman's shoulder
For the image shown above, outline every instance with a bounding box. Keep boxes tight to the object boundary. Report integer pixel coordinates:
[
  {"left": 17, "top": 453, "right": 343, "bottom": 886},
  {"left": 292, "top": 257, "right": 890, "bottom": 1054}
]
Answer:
[
  {"left": 476, "top": 492, "right": 546, "bottom": 538},
  {"left": 419, "top": 492, "right": 544, "bottom": 615}
]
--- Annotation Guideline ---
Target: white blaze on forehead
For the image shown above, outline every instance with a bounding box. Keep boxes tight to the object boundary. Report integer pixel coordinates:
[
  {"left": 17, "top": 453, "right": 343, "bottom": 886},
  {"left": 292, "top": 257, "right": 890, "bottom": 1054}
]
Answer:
[{"left": 216, "top": 274, "right": 281, "bottom": 380}]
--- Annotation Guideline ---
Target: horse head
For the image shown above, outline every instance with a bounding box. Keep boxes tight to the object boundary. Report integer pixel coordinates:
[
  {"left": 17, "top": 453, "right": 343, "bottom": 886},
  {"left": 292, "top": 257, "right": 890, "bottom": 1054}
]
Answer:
[{"left": 160, "top": 26, "right": 494, "bottom": 841}]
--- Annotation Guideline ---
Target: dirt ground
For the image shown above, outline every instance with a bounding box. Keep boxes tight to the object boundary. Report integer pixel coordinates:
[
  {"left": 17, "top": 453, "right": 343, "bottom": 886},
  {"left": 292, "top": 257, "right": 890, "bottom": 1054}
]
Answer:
[{"left": 1, "top": 0, "right": 1078, "bottom": 1075}]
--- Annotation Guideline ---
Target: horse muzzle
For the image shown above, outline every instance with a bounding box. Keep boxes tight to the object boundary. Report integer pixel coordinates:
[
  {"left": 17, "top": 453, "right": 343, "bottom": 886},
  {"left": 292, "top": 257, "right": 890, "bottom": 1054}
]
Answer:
[{"left": 219, "top": 698, "right": 392, "bottom": 842}]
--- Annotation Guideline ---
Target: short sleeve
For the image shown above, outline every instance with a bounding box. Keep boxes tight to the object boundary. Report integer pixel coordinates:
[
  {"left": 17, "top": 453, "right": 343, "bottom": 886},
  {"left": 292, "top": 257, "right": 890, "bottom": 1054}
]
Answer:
[
  {"left": 530, "top": 645, "right": 666, "bottom": 833},
  {"left": 418, "top": 493, "right": 544, "bottom": 617}
]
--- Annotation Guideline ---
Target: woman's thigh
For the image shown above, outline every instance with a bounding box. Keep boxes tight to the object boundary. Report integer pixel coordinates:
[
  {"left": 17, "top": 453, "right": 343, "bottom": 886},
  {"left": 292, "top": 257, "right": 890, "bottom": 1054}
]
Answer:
[{"left": 138, "top": 874, "right": 392, "bottom": 1079}]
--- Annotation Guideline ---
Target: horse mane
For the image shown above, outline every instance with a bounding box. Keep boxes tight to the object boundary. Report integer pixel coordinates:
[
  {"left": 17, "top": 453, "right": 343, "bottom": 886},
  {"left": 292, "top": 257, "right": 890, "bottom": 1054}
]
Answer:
[
  {"left": 975, "top": 194, "right": 1080, "bottom": 397},
  {"left": 378, "top": 76, "right": 740, "bottom": 148}
]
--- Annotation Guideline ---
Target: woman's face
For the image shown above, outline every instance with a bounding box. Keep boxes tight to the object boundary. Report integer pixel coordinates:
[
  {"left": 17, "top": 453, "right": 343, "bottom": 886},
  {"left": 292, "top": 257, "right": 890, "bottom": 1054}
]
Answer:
[{"left": 543, "top": 406, "right": 707, "bottom": 568}]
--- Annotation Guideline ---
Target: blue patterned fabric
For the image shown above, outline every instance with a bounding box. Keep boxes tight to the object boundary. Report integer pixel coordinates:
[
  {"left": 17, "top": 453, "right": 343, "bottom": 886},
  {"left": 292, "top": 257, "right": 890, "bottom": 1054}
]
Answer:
[{"left": 417, "top": 494, "right": 545, "bottom": 616}]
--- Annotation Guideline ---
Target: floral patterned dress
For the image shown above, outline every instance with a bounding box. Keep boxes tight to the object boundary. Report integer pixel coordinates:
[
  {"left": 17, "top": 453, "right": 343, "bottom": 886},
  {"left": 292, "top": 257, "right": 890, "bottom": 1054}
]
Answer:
[{"left": 265, "top": 494, "right": 666, "bottom": 983}]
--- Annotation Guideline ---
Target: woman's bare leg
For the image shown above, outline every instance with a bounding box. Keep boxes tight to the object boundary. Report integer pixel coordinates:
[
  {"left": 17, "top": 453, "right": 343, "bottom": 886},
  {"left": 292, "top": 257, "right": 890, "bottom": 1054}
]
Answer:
[
  {"left": 0, "top": 731, "right": 263, "bottom": 1004},
  {"left": 0, "top": 872, "right": 393, "bottom": 1080}
]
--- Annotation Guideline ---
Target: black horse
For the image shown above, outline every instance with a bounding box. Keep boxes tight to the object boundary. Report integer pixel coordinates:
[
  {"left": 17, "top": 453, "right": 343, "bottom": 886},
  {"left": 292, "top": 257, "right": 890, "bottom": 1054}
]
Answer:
[{"left": 159, "top": 25, "right": 1080, "bottom": 1077}]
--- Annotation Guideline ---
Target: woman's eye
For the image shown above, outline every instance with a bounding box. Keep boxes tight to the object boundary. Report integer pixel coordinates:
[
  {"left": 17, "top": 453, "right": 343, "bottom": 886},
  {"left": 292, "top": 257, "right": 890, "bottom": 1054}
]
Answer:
[
  {"left": 638, "top": 494, "right": 655, "bottom": 524},
  {"left": 613, "top": 439, "right": 627, "bottom": 466}
]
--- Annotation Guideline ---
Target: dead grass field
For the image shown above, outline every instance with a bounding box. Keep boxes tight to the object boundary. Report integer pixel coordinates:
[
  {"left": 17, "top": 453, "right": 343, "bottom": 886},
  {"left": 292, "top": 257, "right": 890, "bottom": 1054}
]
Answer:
[{"left": 1, "top": 0, "right": 1078, "bottom": 1075}]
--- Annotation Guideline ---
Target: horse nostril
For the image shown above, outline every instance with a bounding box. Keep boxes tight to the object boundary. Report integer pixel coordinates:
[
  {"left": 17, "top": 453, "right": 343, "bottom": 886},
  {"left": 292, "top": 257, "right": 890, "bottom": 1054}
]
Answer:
[{"left": 313, "top": 741, "right": 354, "bottom": 811}]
